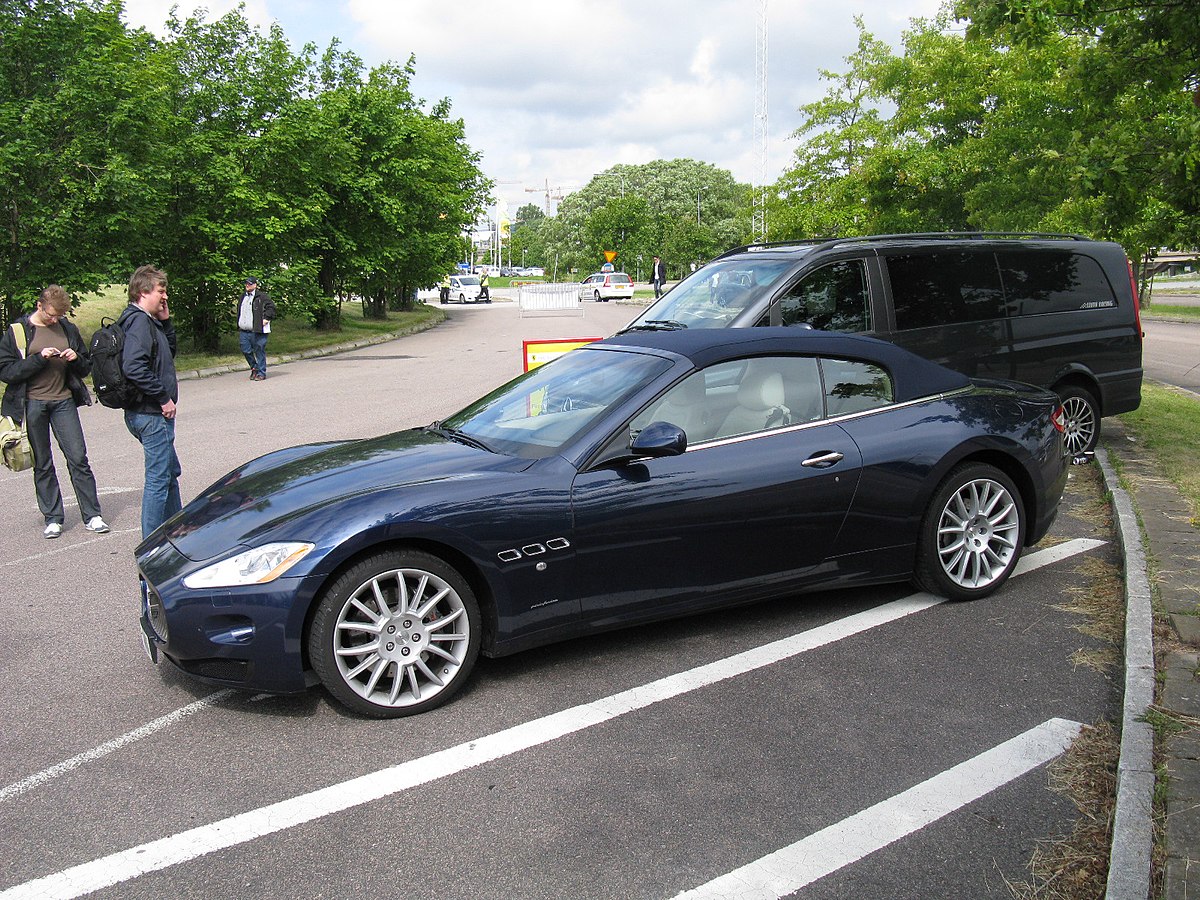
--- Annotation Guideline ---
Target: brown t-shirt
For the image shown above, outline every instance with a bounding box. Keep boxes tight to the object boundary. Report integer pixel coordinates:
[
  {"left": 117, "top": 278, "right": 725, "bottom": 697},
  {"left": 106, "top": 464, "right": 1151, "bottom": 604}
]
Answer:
[{"left": 26, "top": 323, "right": 71, "bottom": 402}]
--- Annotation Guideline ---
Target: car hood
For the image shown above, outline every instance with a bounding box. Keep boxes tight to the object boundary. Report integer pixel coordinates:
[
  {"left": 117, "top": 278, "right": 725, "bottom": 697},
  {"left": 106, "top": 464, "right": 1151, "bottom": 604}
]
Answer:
[{"left": 163, "top": 429, "right": 533, "bottom": 562}]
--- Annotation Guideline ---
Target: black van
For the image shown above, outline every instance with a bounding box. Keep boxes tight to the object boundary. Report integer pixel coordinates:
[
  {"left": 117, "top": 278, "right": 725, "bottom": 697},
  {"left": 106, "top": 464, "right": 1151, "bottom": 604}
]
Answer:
[{"left": 624, "top": 233, "right": 1143, "bottom": 453}]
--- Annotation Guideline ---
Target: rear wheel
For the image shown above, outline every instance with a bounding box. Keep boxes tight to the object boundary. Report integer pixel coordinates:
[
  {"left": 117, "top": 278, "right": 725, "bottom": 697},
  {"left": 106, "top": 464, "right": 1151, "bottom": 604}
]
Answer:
[
  {"left": 309, "top": 549, "right": 481, "bottom": 717},
  {"left": 1056, "top": 385, "right": 1099, "bottom": 455},
  {"left": 914, "top": 463, "right": 1025, "bottom": 600}
]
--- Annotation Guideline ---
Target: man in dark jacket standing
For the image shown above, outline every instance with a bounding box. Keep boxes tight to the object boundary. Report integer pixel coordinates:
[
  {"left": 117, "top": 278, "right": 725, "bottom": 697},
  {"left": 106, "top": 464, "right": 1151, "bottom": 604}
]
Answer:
[
  {"left": 120, "top": 264, "right": 181, "bottom": 538},
  {"left": 237, "top": 276, "right": 275, "bottom": 380},
  {"left": 651, "top": 256, "right": 667, "bottom": 298}
]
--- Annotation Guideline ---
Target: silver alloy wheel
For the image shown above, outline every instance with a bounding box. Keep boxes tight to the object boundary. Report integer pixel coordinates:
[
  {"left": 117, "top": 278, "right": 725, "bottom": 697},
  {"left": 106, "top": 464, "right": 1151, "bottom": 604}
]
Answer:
[
  {"left": 1060, "top": 394, "right": 1096, "bottom": 455},
  {"left": 936, "top": 477, "right": 1020, "bottom": 590},
  {"left": 333, "top": 566, "right": 471, "bottom": 709}
]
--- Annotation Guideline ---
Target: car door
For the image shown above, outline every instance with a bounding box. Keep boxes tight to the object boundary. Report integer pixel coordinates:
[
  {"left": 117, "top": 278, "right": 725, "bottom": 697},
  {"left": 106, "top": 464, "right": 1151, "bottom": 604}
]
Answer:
[{"left": 567, "top": 355, "right": 864, "bottom": 626}]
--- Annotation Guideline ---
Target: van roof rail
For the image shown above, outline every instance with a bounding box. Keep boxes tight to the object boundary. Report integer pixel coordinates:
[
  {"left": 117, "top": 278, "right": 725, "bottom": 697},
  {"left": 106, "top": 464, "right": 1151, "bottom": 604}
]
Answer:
[{"left": 718, "top": 231, "right": 1091, "bottom": 260}]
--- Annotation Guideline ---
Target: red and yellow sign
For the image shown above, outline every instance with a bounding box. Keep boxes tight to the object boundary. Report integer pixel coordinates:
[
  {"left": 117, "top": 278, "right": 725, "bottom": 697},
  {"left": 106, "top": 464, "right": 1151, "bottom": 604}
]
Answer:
[
  {"left": 603, "top": 251, "right": 618, "bottom": 263},
  {"left": 522, "top": 337, "right": 601, "bottom": 372}
]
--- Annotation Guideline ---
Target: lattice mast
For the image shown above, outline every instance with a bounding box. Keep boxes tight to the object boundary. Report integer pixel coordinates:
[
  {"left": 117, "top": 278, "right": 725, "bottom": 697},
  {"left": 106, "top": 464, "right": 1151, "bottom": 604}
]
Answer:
[{"left": 752, "top": 0, "right": 769, "bottom": 242}]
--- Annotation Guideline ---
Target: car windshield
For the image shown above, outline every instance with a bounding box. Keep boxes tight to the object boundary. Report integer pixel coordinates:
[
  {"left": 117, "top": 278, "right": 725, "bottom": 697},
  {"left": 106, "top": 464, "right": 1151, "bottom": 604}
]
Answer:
[
  {"left": 457, "top": 276, "right": 480, "bottom": 286},
  {"left": 440, "top": 347, "right": 672, "bottom": 459},
  {"left": 627, "top": 257, "right": 797, "bottom": 329}
]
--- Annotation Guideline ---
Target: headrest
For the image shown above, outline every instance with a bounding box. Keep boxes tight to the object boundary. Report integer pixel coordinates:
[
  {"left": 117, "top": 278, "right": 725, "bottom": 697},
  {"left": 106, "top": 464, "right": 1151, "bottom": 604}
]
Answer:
[{"left": 737, "top": 370, "right": 784, "bottom": 410}]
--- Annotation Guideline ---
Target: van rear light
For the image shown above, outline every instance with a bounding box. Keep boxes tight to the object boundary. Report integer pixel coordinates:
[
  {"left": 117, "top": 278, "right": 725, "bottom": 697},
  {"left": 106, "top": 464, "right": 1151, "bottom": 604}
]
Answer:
[
  {"left": 1127, "top": 257, "right": 1143, "bottom": 338},
  {"left": 1051, "top": 404, "right": 1066, "bottom": 433}
]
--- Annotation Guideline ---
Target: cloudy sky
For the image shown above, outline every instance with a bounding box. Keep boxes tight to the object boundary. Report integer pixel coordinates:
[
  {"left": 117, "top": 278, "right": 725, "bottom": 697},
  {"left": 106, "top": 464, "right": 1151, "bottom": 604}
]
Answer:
[{"left": 121, "top": 0, "right": 947, "bottom": 219}]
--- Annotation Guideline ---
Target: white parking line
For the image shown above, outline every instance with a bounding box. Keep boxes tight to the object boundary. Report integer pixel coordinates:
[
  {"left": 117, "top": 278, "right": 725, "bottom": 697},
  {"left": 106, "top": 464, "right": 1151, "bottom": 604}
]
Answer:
[
  {"left": 671, "top": 717, "right": 1084, "bottom": 899},
  {"left": 0, "top": 538, "right": 1104, "bottom": 899},
  {"left": 0, "top": 527, "right": 142, "bottom": 569},
  {"left": 0, "top": 691, "right": 235, "bottom": 804}
]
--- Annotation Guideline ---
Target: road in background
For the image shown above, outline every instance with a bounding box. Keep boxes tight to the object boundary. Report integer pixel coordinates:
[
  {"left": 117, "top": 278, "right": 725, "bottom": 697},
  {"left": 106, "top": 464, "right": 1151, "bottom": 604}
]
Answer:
[{"left": 1142, "top": 318, "right": 1200, "bottom": 394}]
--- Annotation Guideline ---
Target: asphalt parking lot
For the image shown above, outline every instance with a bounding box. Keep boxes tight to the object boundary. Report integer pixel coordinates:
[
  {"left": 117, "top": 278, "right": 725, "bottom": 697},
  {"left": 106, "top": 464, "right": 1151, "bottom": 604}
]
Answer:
[{"left": 0, "top": 300, "right": 1123, "bottom": 899}]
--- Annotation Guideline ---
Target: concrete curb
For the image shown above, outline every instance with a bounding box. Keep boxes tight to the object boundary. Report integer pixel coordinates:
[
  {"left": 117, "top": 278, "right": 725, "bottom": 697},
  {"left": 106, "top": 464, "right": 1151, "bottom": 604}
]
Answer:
[
  {"left": 1096, "top": 446, "right": 1157, "bottom": 899},
  {"left": 174, "top": 310, "right": 446, "bottom": 382}
]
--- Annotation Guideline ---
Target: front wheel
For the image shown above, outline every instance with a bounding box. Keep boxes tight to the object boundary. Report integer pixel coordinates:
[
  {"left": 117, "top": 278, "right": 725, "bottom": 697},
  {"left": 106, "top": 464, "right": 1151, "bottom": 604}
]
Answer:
[
  {"left": 309, "top": 549, "right": 481, "bottom": 717},
  {"left": 1056, "top": 385, "right": 1099, "bottom": 455},
  {"left": 914, "top": 463, "right": 1025, "bottom": 601},
  {"left": 593, "top": 290, "right": 602, "bottom": 302}
]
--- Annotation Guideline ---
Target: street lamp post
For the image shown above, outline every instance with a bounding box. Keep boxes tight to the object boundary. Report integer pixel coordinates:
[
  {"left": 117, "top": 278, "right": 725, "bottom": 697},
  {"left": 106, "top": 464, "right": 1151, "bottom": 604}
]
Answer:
[{"left": 697, "top": 189, "right": 704, "bottom": 226}]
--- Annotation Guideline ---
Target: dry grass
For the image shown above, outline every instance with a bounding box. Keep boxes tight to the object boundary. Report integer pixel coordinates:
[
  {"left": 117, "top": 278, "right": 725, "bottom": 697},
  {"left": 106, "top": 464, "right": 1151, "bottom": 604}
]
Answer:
[
  {"left": 1009, "top": 465, "right": 1125, "bottom": 898},
  {"left": 1008, "top": 722, "right": 1120, "bottom": 899}
]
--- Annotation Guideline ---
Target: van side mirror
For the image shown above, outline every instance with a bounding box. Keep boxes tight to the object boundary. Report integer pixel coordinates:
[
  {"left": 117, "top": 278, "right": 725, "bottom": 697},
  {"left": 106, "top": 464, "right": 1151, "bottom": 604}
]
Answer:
[{"left": 630, "top": 421, "right": 687, "bottom": 458}]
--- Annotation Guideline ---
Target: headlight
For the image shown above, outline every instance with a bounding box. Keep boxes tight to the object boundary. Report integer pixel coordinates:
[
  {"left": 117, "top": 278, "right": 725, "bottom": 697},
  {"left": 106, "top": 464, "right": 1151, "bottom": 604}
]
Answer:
[{"left": 183, "top": 542, "right": 315, "bottom": 589}]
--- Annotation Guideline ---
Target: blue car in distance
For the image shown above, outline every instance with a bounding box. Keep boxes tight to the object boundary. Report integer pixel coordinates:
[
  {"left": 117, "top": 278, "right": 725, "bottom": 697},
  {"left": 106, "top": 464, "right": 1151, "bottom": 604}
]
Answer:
[{"left": 137, "top": 328, "right": 1069, "bottom": 718}]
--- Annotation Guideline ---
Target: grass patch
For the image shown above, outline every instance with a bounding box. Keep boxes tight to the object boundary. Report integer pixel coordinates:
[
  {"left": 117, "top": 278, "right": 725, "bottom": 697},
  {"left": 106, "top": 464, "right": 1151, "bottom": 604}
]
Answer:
[
  {"left": 1118, "top": 384, "right": 1200, "bottom": 519},
  {"left": 1144, "top": 304, "right": 1200, "bottom": 321},
  {"left": 6, "top": 286, "right": 441, "bottom": 378}
]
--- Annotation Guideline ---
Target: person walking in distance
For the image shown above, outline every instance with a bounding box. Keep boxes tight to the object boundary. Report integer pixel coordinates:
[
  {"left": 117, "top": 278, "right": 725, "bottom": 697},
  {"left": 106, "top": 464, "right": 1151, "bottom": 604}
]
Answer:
[
  {"left": 651, "top": 255, "right": 667, "bottom": 299},
  {"left": 237, "top": 276, "right": 275, "bottom": 380},
  {"left": 0, "top": 285, "right": 110, "bottom": 538},
  {"left": 119, "top": 265, "right": 182, "bottom": 538}
]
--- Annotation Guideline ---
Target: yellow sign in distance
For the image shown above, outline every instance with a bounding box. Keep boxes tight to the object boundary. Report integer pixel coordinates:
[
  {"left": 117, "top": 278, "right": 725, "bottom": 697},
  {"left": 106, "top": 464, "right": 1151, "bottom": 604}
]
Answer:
[
  {"left": 603, "top": 250, "right": 618, "bottom": 263},
  {"left": 522, "top": 338, "right": 601, "bottom": 372}
]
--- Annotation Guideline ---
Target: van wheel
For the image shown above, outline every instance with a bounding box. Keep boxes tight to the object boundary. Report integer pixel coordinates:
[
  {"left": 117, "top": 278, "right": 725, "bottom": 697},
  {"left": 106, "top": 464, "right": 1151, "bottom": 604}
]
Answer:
[{"left": 1056, "top": 385, "right": 1099, "bottom": 455}]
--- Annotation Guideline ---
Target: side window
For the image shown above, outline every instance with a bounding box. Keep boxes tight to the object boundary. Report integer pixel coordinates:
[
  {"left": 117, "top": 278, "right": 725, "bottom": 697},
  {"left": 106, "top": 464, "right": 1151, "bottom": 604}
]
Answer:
[
  {"left": 629, "top": 364, "right": 736, "bottom": 444},
  {"left": 996, "top": 250, "right": 1117, "bottom": 315},
  {"left": 821, "top": 359, "right": 893, "bottom": 417},
  {"left": 710, "top": 357, "right": 824, "bottom": 440},
  {"left": 778, "top": 260, "right": 871, "bottom": 332},
  {"left": 888, "top": 252, "right": 1006, "bottom": 330}
]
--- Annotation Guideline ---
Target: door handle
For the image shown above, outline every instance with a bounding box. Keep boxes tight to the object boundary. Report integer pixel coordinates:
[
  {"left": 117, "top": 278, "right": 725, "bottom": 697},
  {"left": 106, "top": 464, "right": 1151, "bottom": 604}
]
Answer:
[{"left": 802, "top": 451, "right": 844, "bottom": 468}]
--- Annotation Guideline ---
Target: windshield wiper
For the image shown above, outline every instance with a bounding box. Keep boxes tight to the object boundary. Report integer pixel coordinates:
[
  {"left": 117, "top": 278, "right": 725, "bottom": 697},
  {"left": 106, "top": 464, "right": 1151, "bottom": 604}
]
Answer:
[
  {"left": 424, "top": 422, "right": 494, "bottom": 453},
  {"left": 621, "top": 319, "right": 689, "bottom": 333}
]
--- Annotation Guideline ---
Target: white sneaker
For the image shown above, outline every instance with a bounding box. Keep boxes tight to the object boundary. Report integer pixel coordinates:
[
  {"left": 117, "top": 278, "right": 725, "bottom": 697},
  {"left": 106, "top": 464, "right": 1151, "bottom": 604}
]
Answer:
[
  {"left": 85, "top": 516, "right": 111, "bottom": 534},
  {"left": 43, "top": 523, "right": 63, "bottom": 539}
]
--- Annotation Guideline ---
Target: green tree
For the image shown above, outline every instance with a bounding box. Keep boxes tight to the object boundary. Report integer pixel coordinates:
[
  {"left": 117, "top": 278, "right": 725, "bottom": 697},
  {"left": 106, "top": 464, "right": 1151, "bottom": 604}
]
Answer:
[
  {"left": 0, "top": 0, "right": 161, "bottom": 325},
  {"left": 548, "top": 160, "right": 748, "bottom": 279}
]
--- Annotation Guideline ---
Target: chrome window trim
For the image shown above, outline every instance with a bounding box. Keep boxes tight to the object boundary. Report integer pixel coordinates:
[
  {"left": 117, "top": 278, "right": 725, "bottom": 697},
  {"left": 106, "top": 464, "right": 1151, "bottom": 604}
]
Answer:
[{"left": 683, "top": 386, "right": 972, "bottom": 453}]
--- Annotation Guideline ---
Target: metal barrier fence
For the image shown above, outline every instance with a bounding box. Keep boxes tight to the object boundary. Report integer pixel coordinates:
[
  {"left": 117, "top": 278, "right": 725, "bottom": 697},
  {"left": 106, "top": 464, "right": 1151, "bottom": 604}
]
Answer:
[{"left": 517, "top": 282, "right": 584, "bottom": 317}]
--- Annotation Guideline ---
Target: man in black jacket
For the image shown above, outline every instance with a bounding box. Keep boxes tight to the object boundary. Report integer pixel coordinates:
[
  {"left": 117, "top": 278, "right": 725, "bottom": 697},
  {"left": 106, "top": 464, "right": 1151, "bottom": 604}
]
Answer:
[
  {"left": 236, "top": 276, "right": 275, "bottom": 380},
  {"left": 120, "top": 264, "right": 181, "bottom": 538},
  {"left": 651, "top": 256, "right": 667, "bottom": 298}
]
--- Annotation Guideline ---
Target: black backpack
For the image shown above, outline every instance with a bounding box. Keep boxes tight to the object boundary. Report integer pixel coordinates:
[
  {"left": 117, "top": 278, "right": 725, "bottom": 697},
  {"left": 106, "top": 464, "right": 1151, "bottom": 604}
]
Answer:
[{"left": 89, "top": 315, "right": 153, "bottom": 409}]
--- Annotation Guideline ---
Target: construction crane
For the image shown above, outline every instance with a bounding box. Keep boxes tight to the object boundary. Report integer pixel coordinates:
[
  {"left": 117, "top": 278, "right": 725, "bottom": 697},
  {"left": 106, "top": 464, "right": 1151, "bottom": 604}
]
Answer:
[{"left": 526, "top": 179, "right": 569, "bottom": 215}]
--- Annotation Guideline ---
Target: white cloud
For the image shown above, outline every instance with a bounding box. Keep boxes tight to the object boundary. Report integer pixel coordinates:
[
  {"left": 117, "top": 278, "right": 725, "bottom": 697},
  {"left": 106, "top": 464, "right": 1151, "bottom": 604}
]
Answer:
[{"left": 120, "top": 0, "right": 946, "bottom": 216}]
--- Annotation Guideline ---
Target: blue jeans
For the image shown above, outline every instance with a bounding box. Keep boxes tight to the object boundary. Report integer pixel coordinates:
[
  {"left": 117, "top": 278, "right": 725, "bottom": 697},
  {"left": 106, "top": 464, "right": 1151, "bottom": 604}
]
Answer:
[
  {"left": 124, "top": 411, "right": 182, "bottom": 538},
  {"left": 25, "top": 398, "right": 103, "bottom": 525},
  {"left": 238, "top": 330, "right": 269, "bottom": 377}
]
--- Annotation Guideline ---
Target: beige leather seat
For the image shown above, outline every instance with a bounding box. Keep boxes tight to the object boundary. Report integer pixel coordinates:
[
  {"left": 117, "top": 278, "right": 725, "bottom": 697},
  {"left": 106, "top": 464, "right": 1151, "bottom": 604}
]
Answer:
[{"left": 715, "top": 368, "right": 790, "bottom": 438}]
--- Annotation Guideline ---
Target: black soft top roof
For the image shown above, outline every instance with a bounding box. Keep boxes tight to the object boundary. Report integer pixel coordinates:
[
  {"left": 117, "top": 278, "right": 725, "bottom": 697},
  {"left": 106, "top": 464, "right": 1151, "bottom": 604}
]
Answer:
[{"left": 596, "top": 327, "right": 971, "bottom": 403}]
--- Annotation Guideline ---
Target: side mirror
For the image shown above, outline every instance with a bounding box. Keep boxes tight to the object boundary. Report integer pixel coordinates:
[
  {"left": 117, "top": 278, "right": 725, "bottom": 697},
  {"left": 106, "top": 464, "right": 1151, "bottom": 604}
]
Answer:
[{"left": 630, "top": 421, "right": 687, "bottom": 458}]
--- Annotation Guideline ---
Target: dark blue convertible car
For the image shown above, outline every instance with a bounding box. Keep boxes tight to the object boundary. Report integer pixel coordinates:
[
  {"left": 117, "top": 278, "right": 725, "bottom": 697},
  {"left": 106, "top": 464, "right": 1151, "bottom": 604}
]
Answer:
[{"left": 137, "top": 329, "right": 1068, "bottom": 717}]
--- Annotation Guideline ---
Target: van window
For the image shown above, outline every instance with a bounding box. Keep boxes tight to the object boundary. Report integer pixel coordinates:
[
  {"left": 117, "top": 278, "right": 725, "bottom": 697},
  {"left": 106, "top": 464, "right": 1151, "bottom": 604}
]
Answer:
[
  {"left": 996, "top": 250, "right": 1117, "bottom": 315},
  {"left": 778, "top": 260, "right": 871, "bottom": 332},
  {"left": 889, "top": 252, "right": 1006, "bottom": 330}
]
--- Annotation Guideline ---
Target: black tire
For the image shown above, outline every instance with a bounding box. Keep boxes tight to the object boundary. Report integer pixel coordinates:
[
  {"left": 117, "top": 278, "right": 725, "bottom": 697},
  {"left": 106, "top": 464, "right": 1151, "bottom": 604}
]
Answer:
[
  {"left": 913, "top": 463, "right": 1025, "bottom": 601},
  {"left": 458, "top": 293, "right": 467, "bottom": 304},
  {"left": 593, "top": 290, "right": 601, "bottom": 302},
  {"left": 309, "top": 549, "right": 481, "bottom": 717},
  {"left": 1055, "top": 384, "right": 1100, "bottom": 455}
]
